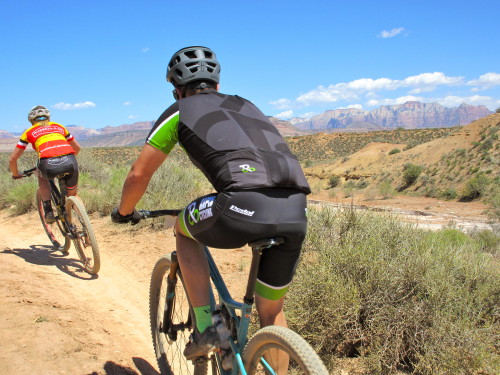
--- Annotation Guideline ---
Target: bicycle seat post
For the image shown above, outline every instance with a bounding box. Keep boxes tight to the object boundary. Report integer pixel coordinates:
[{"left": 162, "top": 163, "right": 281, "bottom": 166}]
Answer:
[
  {"left": 244, "top": 237, "right": 285, "bottom": 305},
  {"left": 243, "top": 246, "right": 263, "bottom": 305}
]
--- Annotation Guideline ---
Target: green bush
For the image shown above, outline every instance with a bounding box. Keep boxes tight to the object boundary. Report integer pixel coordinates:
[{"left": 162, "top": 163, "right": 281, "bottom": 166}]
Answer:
[
  {"left": 389, "top": 148, "right": 400, "bottom": 155},
  {"left": 328, "top": 175, "right": 341, "bottom": 188},
  {"left": 6, "top": 179, "right": 38, "bottom": 214},
  {"left": 287, "top": 206, "right": 500, "bottom": 374},
  {"left": 440, "top": 187, "right": 457, "bottom": 200},
  {"left": 402, "top": 163, "right": 423, "bottom": 187},
  {"left": 378, "top": 181, "right": 396, "bottom": 199},
  {"left": 342, "top": 180, "right": 356, "bottom": 198},
  {"left": 470, "top": 229, "right": 500, "bottom": 255},
  {"left": 459, "top": 173, "right": 490, "bottom": 201}
]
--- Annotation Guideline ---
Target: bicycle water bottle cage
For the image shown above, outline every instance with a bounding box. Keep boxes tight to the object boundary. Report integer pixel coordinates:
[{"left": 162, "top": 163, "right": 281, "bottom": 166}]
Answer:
[{"left": 248, "top": 237, "right": 285, "bottom": 250}]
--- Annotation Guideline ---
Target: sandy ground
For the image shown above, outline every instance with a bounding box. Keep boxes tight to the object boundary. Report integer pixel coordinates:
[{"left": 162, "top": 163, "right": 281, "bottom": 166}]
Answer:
[{"left": 0, "top": 195, "right": 496, "bottom": 375}]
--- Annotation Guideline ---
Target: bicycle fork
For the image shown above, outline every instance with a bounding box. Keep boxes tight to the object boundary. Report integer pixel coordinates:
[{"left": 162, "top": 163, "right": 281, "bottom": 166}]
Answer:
[{"left": 162, "top": 252, "right": 190, "bottom": 339}]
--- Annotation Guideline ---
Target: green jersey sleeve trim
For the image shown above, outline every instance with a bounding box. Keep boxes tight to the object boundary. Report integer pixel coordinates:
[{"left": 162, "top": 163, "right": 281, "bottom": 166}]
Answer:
[{"left": 147, "top": 111, "right": 179, "bottom": 154}]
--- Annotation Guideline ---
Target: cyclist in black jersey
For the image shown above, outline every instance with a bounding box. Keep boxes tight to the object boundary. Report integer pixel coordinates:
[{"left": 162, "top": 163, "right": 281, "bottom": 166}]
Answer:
[{"left": 111, "top": 46, "right": 311, "bottom": 359}]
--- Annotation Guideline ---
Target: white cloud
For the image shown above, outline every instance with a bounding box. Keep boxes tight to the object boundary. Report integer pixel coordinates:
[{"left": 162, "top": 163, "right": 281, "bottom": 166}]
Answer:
[
  {"left": 123, "top": 101, "right": 132, "bottom": 106},
  {"left": 128, "top": 115, "right": 136, "bottom": 119},
  {"left": 296, "top": 112, "right": 317, "bottom": 119},
  {"left": 347, "top": 104, "right": 363, "bottom": 110},
  {"left": 274, "top": 110, "right": 293, "bottom": 119},
  {"left": 141, "top": 47, "right": 150, "bottom": 53},
  {"left": 467, "top": 72, "right": 500, "bottom": 91},
  {"left": 437, "top": 95, "right": 494, "bottom": 108},
  {"left": 295, "top": 72, "right": 463, "bottom": 107},
  {"left": 52, "top": 101, "right": 96, "bottom": 110},
  {"left": 269, "top": 98, "right": 292, "bottom": 109},
  {"left": 367, "top": 95, "right": 424, "bottom": 107},
  {"left": 378, "top": 27, "right": 405, "bottom": 38}
]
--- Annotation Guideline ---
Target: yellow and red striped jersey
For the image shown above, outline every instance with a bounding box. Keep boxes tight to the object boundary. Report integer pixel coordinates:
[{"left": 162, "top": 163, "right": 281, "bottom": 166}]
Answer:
[{"left": 17, "top": 122, "right": 75, "bottom": 158}]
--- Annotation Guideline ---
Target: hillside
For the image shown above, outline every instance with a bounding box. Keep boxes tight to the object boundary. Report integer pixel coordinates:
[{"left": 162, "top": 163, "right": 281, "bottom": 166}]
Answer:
[{"left": 304, "top": 113, "right": 500, "bottom": 201}]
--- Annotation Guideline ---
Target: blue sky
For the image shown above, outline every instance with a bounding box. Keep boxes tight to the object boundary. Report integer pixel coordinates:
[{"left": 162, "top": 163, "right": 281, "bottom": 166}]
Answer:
[{"left": 1, "top": 0, "right": 499, "bottom": 133}]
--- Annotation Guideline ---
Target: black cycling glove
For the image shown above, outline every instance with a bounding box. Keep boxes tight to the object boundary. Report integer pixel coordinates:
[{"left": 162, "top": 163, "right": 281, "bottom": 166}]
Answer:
[{"left": 111, "top": 207, "right": 141, "bottom": 225}]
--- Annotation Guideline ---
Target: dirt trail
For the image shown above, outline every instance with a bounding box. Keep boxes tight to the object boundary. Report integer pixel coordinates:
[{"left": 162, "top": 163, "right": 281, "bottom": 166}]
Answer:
[
  {"left": 0, "top": 209, "right": 252, "bottom": 375},
  {"left": 0, "top": 195, "right": 496, "bottom": 375}
]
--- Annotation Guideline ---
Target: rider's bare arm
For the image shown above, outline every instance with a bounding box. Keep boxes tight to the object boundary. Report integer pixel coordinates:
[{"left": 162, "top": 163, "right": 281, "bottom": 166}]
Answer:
[
  {"left": 118, "top": 144, "right": 167, "bottom": 215},
  {"left": 69, "top": 139, "right": 81, "bottom": 155},
  {"left": 8, "top": 147, "right": 24, "bottom": 177}
]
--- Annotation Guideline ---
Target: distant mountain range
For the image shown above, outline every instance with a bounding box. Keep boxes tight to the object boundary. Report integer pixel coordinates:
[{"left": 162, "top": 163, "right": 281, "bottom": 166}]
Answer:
[
  {"left": 290, "top": 101, "right": 493, "bottom": 131},
  {"left": 0, "top": 102, "right": 493, "bottom": 150}
]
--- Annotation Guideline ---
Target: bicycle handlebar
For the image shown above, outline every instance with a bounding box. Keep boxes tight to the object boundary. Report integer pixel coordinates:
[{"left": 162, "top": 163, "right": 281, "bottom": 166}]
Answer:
[
  {"left": 18, "top": 167, "right": 37, "bottom": 178},
  {"left": 138, "top": 209, "right": 182, "bottom": 220}
]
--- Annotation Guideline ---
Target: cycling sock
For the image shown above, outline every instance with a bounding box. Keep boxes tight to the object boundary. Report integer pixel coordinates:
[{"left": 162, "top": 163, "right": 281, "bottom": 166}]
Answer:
[
  {"left": 193, "top": 305, "right": 212, "bottom": 333},
  {"left": 43, "top": 200, "right": 53, "bottom": 212}
]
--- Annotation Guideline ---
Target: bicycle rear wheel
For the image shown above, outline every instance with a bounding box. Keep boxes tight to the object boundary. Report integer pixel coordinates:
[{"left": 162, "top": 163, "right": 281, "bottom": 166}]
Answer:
[
  {"left": 149, "top": 254, "right": 208, "bottom": 375},
  {"left": 243, "top": 325, "right": 328, "bottom": 375},
  {"left": 66, "top": 196, "right": 100, "bottom": 275},
  {"left": 36, "top": 189, "right": 70, "bottom": 253}
]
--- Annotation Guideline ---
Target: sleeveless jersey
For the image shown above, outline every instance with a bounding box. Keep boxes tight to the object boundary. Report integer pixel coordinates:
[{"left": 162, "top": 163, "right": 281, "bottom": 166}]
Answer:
[
  {"left": 17, "top": 122, "right": 75, "bottom": 159},
  {"left": 147, "top": 91, "right": 310, "bottom": 194}
]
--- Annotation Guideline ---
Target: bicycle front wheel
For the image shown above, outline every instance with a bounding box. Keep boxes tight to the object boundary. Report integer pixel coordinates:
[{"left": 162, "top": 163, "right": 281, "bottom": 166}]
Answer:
[
  {"left": 66, "top": 196, "right": 100, "bottom": 275},
  {"left": 149, "top": 254, "right": 208, "bottom": 375},
  {"left": 243, "top": 325, "right": 328, "bottom": 375},
  {"left": 36, "top": 189, "right": 70, "bottom": 253}
]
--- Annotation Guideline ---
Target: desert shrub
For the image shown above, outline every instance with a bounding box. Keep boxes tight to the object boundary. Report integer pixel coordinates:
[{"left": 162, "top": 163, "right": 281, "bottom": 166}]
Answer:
[
  {"left": 403, "top": 140, "right": 419, "bottom": 150},
  {"left": 440, "top": 187, "right": 457, "bottom": 200},
  {"left": 342, "top": 180, "right": 356, "bottom": 198},
  {"left": 5, "top": 178, "right": 38, "bottom": 214},
  {"left": 378, "top": 181, "right": 396, "bottom": 199},
  {"left": 356, "top": 179, "right": 369, "bottom": 189},
  {"left": 287, "top": 206, "right": 499, "bottom": 374},
  {"left": 459, "top": 173, "right": 490, "bottom": 201},
  {"left": 389, "top": 148, "right": 400, "bottom": 155},
  {"left": 470, "top": 229, "right": 500, "bottom": 255},
  {"left": 402, "top": 163, "right": 423, "bottom": 187},
  {"left": 496, "top": 106, "right": 500, "bottom": 113},
  {"left": 328, "top": 175, "right": 341, "bottom": 188}
]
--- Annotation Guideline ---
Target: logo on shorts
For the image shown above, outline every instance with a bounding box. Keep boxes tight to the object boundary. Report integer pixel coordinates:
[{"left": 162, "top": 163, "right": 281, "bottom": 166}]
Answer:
[
  {"left": 239, "top": 164, "right": 256, "bottom": 173},
  {"left": 229, "top": 205, "right": 255, "bottom": 217},
  {"left": 187, "top": 196, "right": 215, "bottom": 225}
]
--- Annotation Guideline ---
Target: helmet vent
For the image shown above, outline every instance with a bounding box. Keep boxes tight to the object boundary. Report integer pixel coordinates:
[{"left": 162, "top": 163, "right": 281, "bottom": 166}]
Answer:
[{"left": 184, "top": 51, "right": 198, "bottom": 59}]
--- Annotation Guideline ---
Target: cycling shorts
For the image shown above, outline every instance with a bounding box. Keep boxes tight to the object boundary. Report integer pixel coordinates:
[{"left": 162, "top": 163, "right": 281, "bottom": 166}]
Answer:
[
  {"left": 178, "top": 189, "right": 308, "bottom": 300},
  {"left": 37, "top": 154, "right": 79, "bottom": 190}
]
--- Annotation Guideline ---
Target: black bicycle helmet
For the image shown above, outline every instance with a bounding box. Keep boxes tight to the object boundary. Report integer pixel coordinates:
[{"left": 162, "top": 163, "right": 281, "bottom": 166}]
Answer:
[
  {"left": 166, "top": 46, "right": 220, "bottom": 87},
  {"left": 28, "top": 105, "right": 51, "bottom": 123}
]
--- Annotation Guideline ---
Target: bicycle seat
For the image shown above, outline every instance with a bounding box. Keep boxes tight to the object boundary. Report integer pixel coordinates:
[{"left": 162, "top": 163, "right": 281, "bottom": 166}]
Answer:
[{"left": 248, "top": 237, "right": 285, "bottom": 250}]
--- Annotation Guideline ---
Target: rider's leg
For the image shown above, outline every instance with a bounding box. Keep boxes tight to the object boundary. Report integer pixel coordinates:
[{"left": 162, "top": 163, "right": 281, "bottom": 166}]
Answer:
[
  {"left": 255, "top": 295, "right": 289, "bottom": 375},
  {"left": 38, "top": 175, "right": 51, "bottom": 201},
  {"left": 174, "top": 218, "right": 212, "bottom": 331},
  {"left": 255, "top": 294, "right": 287, "bottom": 328},
  {"left": 67, "top": 187, "right": 78, "bottom": 197}
]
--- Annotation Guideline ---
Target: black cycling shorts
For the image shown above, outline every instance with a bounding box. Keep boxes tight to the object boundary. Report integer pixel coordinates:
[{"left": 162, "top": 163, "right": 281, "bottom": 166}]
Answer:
[
  {"left": 38, "top": 154, "right": 79, "bottom": 190},
  {"left": 178, "top": 189, "right": 308, "bottom": 300}
]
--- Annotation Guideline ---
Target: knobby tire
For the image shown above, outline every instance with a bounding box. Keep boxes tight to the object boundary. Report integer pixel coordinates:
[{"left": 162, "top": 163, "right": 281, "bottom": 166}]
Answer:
[
  {"left": 36, "top": 189, "right": 70, "bottom": 253},
  {"left": 243, "top": 325, "right": 328, "bottom": 375},
  {"left": 149, "top": 254, "right": 208, "bottom": 375},
  {"left": 66, "top": 196, "right": 100, "bottom": 275}
]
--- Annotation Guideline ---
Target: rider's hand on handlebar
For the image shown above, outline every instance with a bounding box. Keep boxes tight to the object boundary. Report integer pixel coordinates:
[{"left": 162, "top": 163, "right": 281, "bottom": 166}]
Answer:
[
  {"left": 12, "top": 174, "right": 23, "bottom": 180},
  {"left": 111, "top": 207, "right": 142, "bottom": 225}
]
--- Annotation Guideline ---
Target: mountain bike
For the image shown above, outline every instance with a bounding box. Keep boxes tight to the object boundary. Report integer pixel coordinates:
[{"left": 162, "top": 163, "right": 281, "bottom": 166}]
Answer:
[
  {"left": 21, "top": 167, "right": 100, "bottom": 275},
  {"left": 139, "top": 209, "right": 328, "bottom": 375}
]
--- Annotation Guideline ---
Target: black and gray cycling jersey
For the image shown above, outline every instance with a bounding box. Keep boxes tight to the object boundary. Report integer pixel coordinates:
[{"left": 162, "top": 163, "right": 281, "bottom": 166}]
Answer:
[{"left": 147, "top": 90, "right": 311, "bottom": 194}]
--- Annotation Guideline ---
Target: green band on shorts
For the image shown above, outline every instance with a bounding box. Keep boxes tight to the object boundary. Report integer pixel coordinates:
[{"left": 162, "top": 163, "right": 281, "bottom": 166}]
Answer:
[
  {"left": 255, "top": 280, "right": 288, "bottom": 300},
  {"left": 178, "top": 209, "right": 194, "bottom": 239}
]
